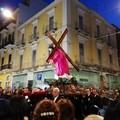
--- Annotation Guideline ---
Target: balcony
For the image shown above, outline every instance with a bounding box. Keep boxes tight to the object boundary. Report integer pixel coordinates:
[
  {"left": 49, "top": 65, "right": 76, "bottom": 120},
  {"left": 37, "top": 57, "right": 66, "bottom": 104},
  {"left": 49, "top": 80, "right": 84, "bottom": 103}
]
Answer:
[
  {"left": 1, "top": 63, "right": 12, "bottom": 70},
  {"left": 42, "top": 22, "right": 58, "bottom": 34},
  {"left": 13, "top": 61, "right": 37, "bottom": 72},
  {"left": 75, "top": 23, "right": 90, "bottom": 35},
  {"left": 29, "top": 32, "right": 39, "bottom": 43},
  {"left": 95, "top": 32, "right": 106, "bottom": 43},
  {"left": 4, "top": 40, "right": 15, "bottom": 49},
  {"left": 17, "top": 40, "right": 25, "bottom": 48},
  {"left": 106, "top": 38, "right": 116, "bottom": 48},
  {"left": 0, "top": 43, "right": 5, "bottom": 49}
]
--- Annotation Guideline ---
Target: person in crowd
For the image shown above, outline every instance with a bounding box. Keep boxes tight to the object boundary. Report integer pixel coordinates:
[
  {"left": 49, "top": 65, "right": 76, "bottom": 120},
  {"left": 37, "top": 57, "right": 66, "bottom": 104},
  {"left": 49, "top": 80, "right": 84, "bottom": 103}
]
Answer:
[
  {"left": 0, "top": 98, "right": 9, "bottom": 120},
  {"left": 33, "top": 99, "right": 59, "bottom": 120},
  {"left": 57, "top": 98, "right": 75, "bottom": 120},
  {"left": 0, "top": 87, "right": 4, "bottom": 98},
  {"left": 98, "top": 97, "right": 109, "bottom": 117},
  {"left": 83, "top": 88, "right": 100, "bottom": 116},
  {"left": 113, "top": 100, "right": 120, "bottom": 120},
  {"left": 84, "top": 114, "right": 103, "bottom": 120},
  {"left": 3, "top": 86, "right": 13, "bottom": 99},
  {"left": 52, "top": 87, "right": 62, "bottom": 103},
  {"left": 104, "top": 100, "right": 120, "bottom": 120},
  {"left": 7, "top": 95, "right": 29, "bottom": 120},
  {"left": 23, "top": 87, "right": 31, "bottom": 96}
]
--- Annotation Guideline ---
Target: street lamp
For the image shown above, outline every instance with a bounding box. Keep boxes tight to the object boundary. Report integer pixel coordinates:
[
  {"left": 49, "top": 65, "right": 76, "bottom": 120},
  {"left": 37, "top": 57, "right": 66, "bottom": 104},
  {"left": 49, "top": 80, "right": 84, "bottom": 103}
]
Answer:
[{"left": 0, "top": 7, "right": 13, "bottom": 19}]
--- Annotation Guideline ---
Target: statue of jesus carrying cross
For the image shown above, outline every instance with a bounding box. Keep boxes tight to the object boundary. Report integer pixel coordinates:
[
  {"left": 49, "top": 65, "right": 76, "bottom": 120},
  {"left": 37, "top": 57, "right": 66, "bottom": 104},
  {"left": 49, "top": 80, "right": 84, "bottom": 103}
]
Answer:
[{"left": 45, "top": 29, "right": 79, "bottom": 79}]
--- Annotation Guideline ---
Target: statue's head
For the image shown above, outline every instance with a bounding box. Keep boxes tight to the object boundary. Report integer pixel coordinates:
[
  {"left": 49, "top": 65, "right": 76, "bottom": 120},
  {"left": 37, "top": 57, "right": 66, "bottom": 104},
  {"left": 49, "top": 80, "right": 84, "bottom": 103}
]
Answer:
[{"left": 49, "top": 44, "right": 55, "bottom": 50}]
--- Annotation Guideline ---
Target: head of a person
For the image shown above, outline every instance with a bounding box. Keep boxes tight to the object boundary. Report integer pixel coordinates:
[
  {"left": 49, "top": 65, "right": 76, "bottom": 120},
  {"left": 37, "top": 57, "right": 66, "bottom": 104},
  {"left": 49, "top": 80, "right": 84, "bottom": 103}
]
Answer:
[
  {"left": 49, "top": 44, "right": 55, "bottom": 51},
  {"left": 4, "top": 86, "right": 12, "bottom": 95},
  {"left": 8, "top": 95, "right": 28, "bottom": 120},
  {"left": 52, "top": 87, "right": 60, "bottom": 98},
  {"left": 57, "top": 98, "right": 75, "bottom": 120},
  {"left": 0, "top": 87, "right": 3, "bottom": 93},
  {"left": 33, "top": 99, "right": 59, "bottom": 120},
  {"left": 84, "top": 114, "right": 104, "bottom": 120}
]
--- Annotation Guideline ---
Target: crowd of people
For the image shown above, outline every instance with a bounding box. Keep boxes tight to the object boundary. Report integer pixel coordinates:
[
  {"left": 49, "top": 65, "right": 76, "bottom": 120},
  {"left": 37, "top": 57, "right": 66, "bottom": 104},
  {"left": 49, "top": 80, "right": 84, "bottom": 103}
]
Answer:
[{"left": 0, "top": 84, "right": 120, "bottom": 120}]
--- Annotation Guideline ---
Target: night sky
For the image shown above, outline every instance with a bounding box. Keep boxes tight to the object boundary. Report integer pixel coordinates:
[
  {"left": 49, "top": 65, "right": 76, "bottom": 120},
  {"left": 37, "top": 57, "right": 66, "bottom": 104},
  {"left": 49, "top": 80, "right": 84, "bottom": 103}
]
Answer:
[{"left": 0, "top": 0, "right": 120, "bottom": 28}]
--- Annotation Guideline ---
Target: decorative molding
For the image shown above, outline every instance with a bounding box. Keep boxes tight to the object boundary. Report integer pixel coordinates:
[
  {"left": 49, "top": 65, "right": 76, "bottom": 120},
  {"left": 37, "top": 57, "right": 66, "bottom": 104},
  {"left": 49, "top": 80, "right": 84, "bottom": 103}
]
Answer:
[
  {"left": 8, "top": 49, "right": 12, "bottom": 54},
  {"left": 108, "top": 48, "right": 113, "bottom": 54},
  {"left": 47, "top": 8, "right": 55, "bottom": 16},
  {"left": 96, "top": 18, "right": 101, "bottom": 25},
  {"left": 78, "top": 35, "right": 87, "bottom": 44},
  {"left": 19, "top": 49, "right": 24, "bottom": 55},
  {"left": 96, "top": 42, "right": 103, "bottom": 49},
  {"left": 20, "top": 28, "right": 25, "bottom": 33},
  {"left": 32, "top": 19, "right": 38, "bottom": 26},
  {"left": 30, "top": 43, "right": 37, "bottom": 50},
  {"left": 78, "top": 7, "right": 85, "bottom": 16}
]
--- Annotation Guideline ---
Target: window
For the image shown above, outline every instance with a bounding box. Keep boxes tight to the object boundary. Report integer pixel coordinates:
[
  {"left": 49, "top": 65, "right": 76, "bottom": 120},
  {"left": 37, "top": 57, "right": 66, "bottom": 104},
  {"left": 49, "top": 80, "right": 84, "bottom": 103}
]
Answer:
[
  {"left": 1, "top": 57, "right": 4, "bottom": 67},
  {"left": 108, "top": 33, "right": 111, "bottom": 45},
  {"left": 109, "top": 54, "right": 112, "bottom": 64},
  {"left": 0, "top": 34, "right": 2, "bottom": 45},
  {"left": 49, "top": 16, "right": 54, "bottom": 31},
  {"left": 32, "top": 50, "right": 36, "bottom": 67},
  {"left": 21, "top": 33, "right": 24, "bottom": 44},
  {"left": 20, "top": 54, "right": 23, "bottom": 70},
  {"left": 33, "top": 26, "right": 37, "bottom": 38},
  {"left": 79, "top": 78, "right": 88, "bottom": 82},
  {"left": 5, "top": 37, "right": 7, "bottom": 44},
  {"left": 23, "top": 0, "right": 30, "bottom": 6},
  {"left": 12, "top": 32, "right": 14, "bottom": 41},
  {"left": 79, "top": 43, "right": 84, "bottom": 63},
  {"left": 96, "top": 25, "right": 100, "bottom": 37},
  {"left": 8, "top": 34, "right": 11, "bottom": 41},
  {"left": 98, "top": 49, "right": 102, "bottom": 65},
  {"left": 79, "top": 15, "right": 83, "bottom": 30},
  {"left": 8, "top": 54, "right": 12, "bottom": 64}
]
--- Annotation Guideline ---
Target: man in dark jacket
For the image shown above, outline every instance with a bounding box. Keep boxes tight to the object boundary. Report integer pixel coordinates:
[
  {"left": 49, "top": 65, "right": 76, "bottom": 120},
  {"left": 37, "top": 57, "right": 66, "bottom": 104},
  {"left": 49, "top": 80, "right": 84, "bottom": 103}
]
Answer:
[{"left": 52, "top": 87, "right": 61, "bottom": 103}]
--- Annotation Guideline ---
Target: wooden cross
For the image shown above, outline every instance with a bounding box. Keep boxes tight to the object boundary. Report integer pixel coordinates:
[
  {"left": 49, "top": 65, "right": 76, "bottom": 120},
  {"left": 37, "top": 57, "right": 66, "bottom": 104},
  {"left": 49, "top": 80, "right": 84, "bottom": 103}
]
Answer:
[{"left": 45, "top": 28, "right": 79, "bottom": 72}]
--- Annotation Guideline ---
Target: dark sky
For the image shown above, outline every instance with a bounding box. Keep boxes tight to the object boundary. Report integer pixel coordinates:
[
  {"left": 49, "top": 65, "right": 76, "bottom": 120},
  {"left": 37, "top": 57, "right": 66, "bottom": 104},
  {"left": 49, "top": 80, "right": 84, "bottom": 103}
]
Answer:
[
  {"left": 0, "top": 0, "right": 120, "bottom": 28},
  {"left": 80, "top": 0, "right": 120, "bottom": 28}
]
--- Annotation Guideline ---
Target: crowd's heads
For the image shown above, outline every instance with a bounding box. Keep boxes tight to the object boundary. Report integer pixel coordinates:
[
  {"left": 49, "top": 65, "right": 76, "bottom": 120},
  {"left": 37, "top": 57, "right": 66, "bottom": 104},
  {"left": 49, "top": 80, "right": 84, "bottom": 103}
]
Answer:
[
  {"left": 57, "top": 98, "right": 75, "bottom": 120},
  {"left": 33, "top": 99, "right": 59, "bottom": 120},
  {"left": 52, "top": 87, "right": 60, "bottom": 98},
  {"left": 8, "top": 95, "right": 28, "bottom": 120},
  {"left": 0, "top": 98, "right": 9, "bottom": 119},
  {"left": 4, "top": 86, "right": 12, "bottom": 95},
  {"left": 84, "top": 114, "right": 104, "bottom": 120}
]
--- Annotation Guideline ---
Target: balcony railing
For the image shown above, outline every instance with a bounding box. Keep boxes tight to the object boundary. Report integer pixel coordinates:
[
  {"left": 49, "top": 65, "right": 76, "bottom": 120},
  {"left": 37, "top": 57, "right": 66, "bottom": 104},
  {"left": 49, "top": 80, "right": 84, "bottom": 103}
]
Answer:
[
  {"left": 13, "top": 57, "right": 48, "bottom": 72},
  {"left": 1, "top": 63, "right": 12, "bottom": 70},
  {"left": 42, "top": 22, "right": 58, "bottom": 34},
  {"left": 95, "top": 32, "right": 106, "bottom": 43},
  {"left": 29, "top": 32, "right": 39, "bottom": 43},
  {"left": 5, "top": 40, "right": 14, "bottom": 45},
  {"left": 4, "top": 40, "right": 14, "bottom": 49},
  {"left": 0, "top": 44, "right": 5, "bottom": 49},
  {"left": 75, "top": 23, "right": 90, "bottom": 35},
  {"left": 16, "top": 39, "right": 25, "bottom": 47}
]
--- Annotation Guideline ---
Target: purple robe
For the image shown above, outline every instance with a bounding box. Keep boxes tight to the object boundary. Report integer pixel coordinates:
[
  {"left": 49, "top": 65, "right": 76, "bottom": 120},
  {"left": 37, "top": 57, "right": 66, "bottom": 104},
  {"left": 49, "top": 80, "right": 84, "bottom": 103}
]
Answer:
[{"left": 50, "top": 49, "right": 70, "bottom": 76}]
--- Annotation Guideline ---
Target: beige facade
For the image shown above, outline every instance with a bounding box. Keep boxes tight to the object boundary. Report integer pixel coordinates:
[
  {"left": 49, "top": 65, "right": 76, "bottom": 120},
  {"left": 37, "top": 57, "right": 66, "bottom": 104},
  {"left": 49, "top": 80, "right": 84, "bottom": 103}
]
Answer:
[{"left": 0, "top": 0, "right": 119, "bottom": 89}]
